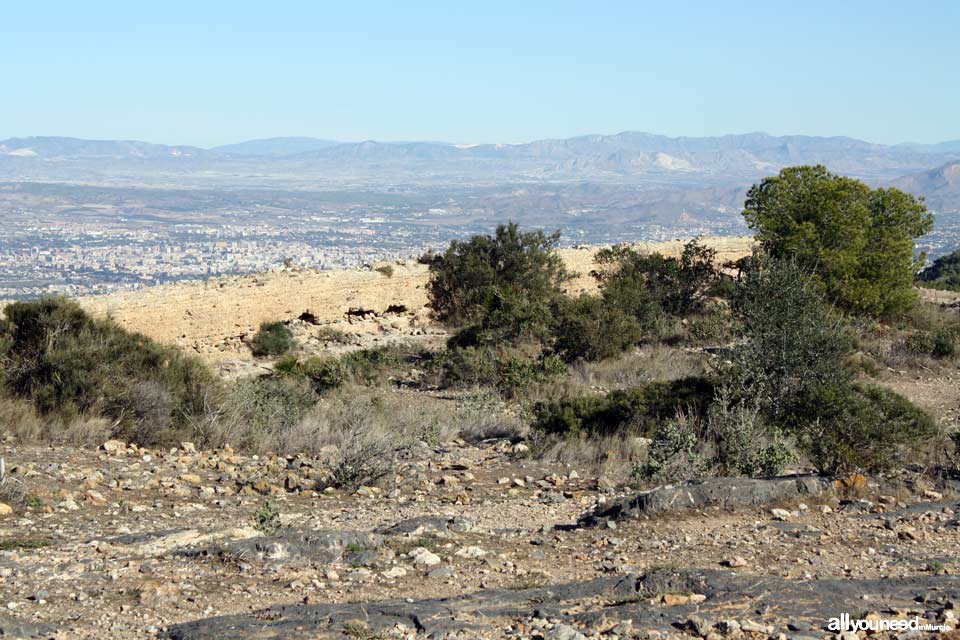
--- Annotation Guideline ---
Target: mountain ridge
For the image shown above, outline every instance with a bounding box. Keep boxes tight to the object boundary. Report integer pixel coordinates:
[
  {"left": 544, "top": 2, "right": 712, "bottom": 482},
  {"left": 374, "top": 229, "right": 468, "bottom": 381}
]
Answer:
[
  {"left": 1, "top": 131, "right": 953, "bottom": 159},
  {"left": 2, "top": 132, "right": 959, "bottom": 210}
]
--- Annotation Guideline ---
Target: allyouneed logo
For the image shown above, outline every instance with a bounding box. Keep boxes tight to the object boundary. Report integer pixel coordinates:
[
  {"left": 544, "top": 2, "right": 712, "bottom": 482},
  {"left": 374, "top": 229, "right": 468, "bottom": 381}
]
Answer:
[{"left": 827, "top": 613, "right": 950, "bottom": 633}]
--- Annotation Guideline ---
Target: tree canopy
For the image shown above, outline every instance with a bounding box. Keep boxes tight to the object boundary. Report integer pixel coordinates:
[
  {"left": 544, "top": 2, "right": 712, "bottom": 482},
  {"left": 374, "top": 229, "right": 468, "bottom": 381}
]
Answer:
[
  {"left": 743, "top": 165, "right": 933, "bottom": 317},
  {"left": 426, "top": 222, "right": 571, "bottom": 342}
]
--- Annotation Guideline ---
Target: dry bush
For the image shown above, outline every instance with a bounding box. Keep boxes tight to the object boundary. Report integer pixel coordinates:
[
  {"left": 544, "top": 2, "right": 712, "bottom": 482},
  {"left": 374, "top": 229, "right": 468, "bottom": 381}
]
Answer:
[
  {"left": 456, "top": 390, "right": 525, "bottom": 442},
  {"left": 530, "top": 430, "right": 647, "bottom": 481},
  {"left": 520, "top": 347, "right": 707, "bottom": 407},
  {"left": 277, "top": 389, "right": 520, "bottom": 452},
  {"left": 199, "top": 375, "right": 316, "bottom": 452},
  {"left": 0, "top": 396, "right": 110, "bottom": 446},
  {"left": 263, "top": 392, "right": 403, "bottom": 488},
  {"left": 0, "top": 476, "right": 28, "bottom": 508},
  {"left": 50, "top": 416, "right": 113, "bottom": 447},
  {"left": 0, "top": 396, "right": 44, "bottom": 442},
  {"left": 884, "top": 339, "right": 941, "bottom": 371},
  {"left": 315, "top": 326, "right": 355, "bottom": 346},
  {"left": 634, "top": 345, "right": 710, "bottom": 381}
]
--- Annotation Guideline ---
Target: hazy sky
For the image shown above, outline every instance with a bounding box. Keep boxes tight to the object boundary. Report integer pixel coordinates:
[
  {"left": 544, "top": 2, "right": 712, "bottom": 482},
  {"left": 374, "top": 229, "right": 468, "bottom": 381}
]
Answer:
[{"left": 3, "top": 1, "right": 958, "bottom": 147}]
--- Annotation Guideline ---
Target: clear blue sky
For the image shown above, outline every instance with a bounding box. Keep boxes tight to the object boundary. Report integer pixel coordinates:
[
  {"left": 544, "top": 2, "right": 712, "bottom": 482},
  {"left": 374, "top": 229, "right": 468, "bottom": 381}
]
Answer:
[{"left": 3, "top": 1, "right": 958, "bottom": 147}]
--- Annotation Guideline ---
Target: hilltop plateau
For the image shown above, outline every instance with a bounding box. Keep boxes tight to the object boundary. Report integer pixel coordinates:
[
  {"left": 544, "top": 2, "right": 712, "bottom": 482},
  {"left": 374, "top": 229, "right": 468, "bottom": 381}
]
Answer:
[{"left": 76, "top": 237, "right": 754, "bottom": 374}]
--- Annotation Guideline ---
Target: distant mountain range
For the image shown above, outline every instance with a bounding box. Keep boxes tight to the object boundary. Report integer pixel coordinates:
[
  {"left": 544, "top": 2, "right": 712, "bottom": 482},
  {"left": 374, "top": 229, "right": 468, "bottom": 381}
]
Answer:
[
  {"left": 892, "top": 161, "right": 960, "bottom": 212},
  {"left": 2, "top": 132, "right": 960, "bottom": 211}
]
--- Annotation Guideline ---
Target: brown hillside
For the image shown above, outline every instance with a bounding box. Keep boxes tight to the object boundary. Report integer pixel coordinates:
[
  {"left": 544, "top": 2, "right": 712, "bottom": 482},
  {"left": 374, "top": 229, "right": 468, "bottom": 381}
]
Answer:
[{"left": 78, "top": 236, "right": 753, "bottom": 365}]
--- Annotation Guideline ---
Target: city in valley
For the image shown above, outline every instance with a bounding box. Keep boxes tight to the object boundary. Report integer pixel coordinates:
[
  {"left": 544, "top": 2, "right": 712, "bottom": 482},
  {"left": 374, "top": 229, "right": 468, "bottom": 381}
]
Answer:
[{"left": 1, "top": 132, "right": 959, "bottom": 299}]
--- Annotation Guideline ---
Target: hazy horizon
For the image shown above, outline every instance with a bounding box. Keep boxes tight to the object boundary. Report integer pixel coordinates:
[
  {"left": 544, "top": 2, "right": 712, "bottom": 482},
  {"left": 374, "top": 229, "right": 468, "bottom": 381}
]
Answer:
[{"left": 3, "top": 130, "right": 960, "bottom": 150}]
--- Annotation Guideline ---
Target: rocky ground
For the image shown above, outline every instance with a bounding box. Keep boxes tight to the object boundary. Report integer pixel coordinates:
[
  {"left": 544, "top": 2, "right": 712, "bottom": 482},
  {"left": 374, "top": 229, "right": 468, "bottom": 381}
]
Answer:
[{"left": 1, "top": 437, "right": 959, "bottom": 639}]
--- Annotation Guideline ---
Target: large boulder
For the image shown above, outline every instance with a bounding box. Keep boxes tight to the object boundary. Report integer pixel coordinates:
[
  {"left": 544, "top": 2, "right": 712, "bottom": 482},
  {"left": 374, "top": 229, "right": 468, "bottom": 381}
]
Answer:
[{"left": 579, "top": 475, "right": 831, "bottom": 526}]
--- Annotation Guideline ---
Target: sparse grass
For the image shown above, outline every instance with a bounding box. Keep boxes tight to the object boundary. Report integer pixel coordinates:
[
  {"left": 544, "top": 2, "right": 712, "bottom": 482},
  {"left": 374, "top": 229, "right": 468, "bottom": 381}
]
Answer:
[
  {"left": 193, "top": 381, "right": 521, "bottom": 470},
  {"left": 519, "top": 346, "right": 708, "bottom": 407},
  {"left": 389, "top": 536, "right": 438, "bottom": 556},
  {"left": 0, "top": 398, "right": 113, "bottom": 447},
  {"left": 0, "top": 537, "right": 51, "bottom": 552},
  {"left": 456, "top": 390, "right": 525, "bottom": 442},
  {"left": 528, "top": 430, "right": 646, "bottom": 481},
  {"left": 581, "top": 346, "right": 708, "bottom": 386},
  {"left": 0, "top": 396, "right": 44, "bottom": 442},
  {"left": 315, "top": 326, "right": 354, "bottom": 345},
  {"left": 504, "top": 572, "right": 549, "bottom": 590},
  {"left": 3, "top": 412, "right": 114, "bottom": 448},
  {"left": 926, "top": 560, "right": 945, "bottom": 574},
  {"left": 854, "top": 300, "right": 960, "bottom": 372}
]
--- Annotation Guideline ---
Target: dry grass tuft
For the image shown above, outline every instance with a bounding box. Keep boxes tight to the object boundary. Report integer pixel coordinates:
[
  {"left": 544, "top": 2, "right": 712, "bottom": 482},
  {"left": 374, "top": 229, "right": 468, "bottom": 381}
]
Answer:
[{"left": 0, "top": 396, "right": 112, "bottom": 447}]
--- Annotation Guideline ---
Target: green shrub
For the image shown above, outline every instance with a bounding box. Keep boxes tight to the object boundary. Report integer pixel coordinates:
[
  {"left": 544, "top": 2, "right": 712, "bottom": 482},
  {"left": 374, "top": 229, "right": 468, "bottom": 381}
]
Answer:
[
  {"left": 799, "top": 383, "right": 937, "bottom": 474},
  {"left": 299, "top": 356, "right": 346, "bottom": 391},
  {"left": 903, "top": 328, "right": 956, "bottom": 359},
  {"left": 933, "top": 328, "right": 957, "bottom": 360},
  {"left": 551, "top": 294, "right": 643, "bottom": 362},
  {"left": 432, "top": 346, "right": 565, "bottom": 393},
  {"left": 339, "top": 345, "right": 406, "bottom": 385},
  {"left": 418, "top": 250, "right": 440, "bottom": 266},
  {"left": 273, "top": 354, "right": 302, "bottom": 376},
  {"left": 374, "top": 264, "right": 394, "bottom": 278},
  {"left": 744, "top": 165, "right": 932, "bottom": 317},
  {"left": 634, "top": 395, "right": 792, "bottom": 484},
  {"left": 498, "top": 352, "right": 566, "bottom": 391},
  {"left": 595, "top": 238, "right": 719, "bottom": 323},
  {"left": 0, "top": 297, "right": 219, "bottom": 445},
  {"left": 633, "top": 412, "right": 707, "bottom": 483},
  {"left": 685, "top": 303, "right": 736, "bottom": 344},
  {"left": 251, "top": 321, "right": 295, "bottom": 357},
  {"left": 727, "top": 256, "right": 939, "bottom": 475},
  {"left": 254, "top": 500, "right": 282, "bottom": 535},
  {"left": 703, "top": 390, "right": 793, "bottom": 477},
  {"left": 708, "top": 273, "right": 738, "bottom": 300},
  {"left": 224, "top": 376, "right": 316, "bottom": 448},
  {"left": 273, "top": 355, "right": 345, "bottom": 392},
  {"left": 917, "top": 249, "right": 960, "bottom": 291},
  {"left": 427, "top": 222, "right": 571, "bottom": 342},
  {"left": 271, "top": 345, "right": 421, "bottom": 390},
  {"left": 729, "top": 255, "right": 853, "bottom": 425},
  {"left": 532, "top": 377, "right": 715, "bottom": 438}
]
